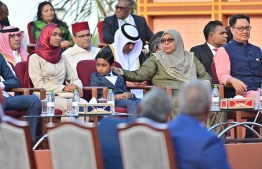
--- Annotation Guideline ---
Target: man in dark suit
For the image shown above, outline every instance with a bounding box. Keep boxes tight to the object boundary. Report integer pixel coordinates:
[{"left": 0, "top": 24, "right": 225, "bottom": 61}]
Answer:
[
  {"left": 0, "top": 54, "right": 40, "bottom": 142},
  {"left": 191, "top": 21, "right": 229, "bottom": 136},
  {"left": 98, "top": 88, "right": 173, "bottom": 169},
  {"left": 190, "top": 20, "right": 227, "bottom": 80},
  {"left": 0, "top": 1, "right": 10, "bottom": 28},
  {"left": 103, "top": 0, "right": 153, "bottom": 46},
  {"left": 169, "top": 80, "right": 231, "bottom": 169}
]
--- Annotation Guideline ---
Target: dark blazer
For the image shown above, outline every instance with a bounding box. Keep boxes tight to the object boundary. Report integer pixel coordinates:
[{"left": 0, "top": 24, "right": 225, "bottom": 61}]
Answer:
[
  {"left": 168, "top": 114, "right": 231, "bottom": 169},
  {"left": 0, "top": 54, "right": 20, "bottom": 90},
  {"left": 103, "top": 14, "right": 153, "bottom": 46},
  {"left": 0, "top": 17, "right": 10, "bottom": 28},
  {"left": 98, "top": 117, "right": 129, "bottom": 169},
  {"left": 90, "top": 71, "right": 128, "bottom": 98},
  {"left": 190, "top": 43, "right": 214, "bottom": 80}
]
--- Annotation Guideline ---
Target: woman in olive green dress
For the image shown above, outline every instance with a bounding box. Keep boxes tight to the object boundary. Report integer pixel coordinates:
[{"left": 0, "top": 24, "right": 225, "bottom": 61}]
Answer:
[{"left": 114, "top": 29, "right": 211, "bottom": 115}]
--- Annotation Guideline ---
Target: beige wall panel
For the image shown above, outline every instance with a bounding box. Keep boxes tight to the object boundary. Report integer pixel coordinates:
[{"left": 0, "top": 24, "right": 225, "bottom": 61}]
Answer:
[
  {"left": 153, "top": 15, "right": 211, "bottom": 50},
  {"left": 246, "top": 15, "right": 262, "bottom": 48}
]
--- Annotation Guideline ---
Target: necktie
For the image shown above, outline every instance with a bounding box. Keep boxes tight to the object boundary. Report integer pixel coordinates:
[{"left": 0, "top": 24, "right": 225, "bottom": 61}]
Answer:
[
  {"left": 213, "top": 48, "right": 218, "bottom": 52},
  {"left": 122, "top": 19, "right": 127, "bottom": 23}
]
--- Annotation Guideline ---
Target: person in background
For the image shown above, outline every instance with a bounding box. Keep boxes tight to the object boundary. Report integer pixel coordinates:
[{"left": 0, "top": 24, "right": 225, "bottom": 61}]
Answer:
[
  {"left": 90, "top": 46, "right": 141, "bottom": 115},
  {"left": 98, "top": 88, "right": 173, "bottom": 169},
  {"left": 28, "top": 23, "right": 87, "bottom": 114},
  {"left": 63, "top": 21, "right": 100, "bottom": 75},
  {"left": 0, "top": 1, "right": 9, "bottom": 28},
  {"left": 190, "top": 20, "right": 228, "bottom": 79},
  {"left": 114, "top": 29, "right": 211, "bottom": 116},
  {"left": 103, "top": 0, "right": 153, "bottom": 46},
  {"left": 0, "top": 26, "right": 27, "bottom": 66},
  {"left": 0, "top": 53, "right": 40, "bottom": 143},
  {"left": 147, "top": 31, "right": 164, "bottom": 56},
  {"left": 102, "top": 23, "right": 147, "bottom": 85},
  {"left": 214, "top": 14, "right": 261, "bottom": 138},
  {"left": 31, "top": 1, "right": 73, "bottom": 49},
  {"left": 190, "top": 21, "right": 228, "bottom": 136},
  {"left": 169, "top": 80, "right": 231, "bottom": 169},
  {"left": 225, "top": 26, "right": 233, "bottom": 43}
]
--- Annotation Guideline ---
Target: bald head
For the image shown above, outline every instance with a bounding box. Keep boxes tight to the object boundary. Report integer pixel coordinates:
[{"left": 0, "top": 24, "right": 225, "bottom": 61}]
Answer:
[
  {"left": 138, "top": 88, "right": 173, "bottom": 123},
  {"left": 178, "top": 80, "right": 211, "bottom": 119}
]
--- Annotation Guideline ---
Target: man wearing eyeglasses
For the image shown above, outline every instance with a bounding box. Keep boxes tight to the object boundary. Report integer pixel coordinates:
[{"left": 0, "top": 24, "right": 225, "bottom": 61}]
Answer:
[
  {"left": 214, "top": 14, "right": 262, "bottom": 138},
  {"left": 0, "top": 26, "right": 41, "bottom": 143},
  {"left": 63, "top": 21, "right": 100, "bottom": 74},
  {"left": 0, "top": 26, "right": 27, "bottom": 66},
  {"left": 103, "top": 0, "right": 153, "bottom": 47}
]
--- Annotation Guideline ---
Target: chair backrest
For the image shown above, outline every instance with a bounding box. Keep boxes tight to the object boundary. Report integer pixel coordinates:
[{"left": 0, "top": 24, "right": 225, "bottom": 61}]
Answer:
[
  {"left": 76, "top": 60, "right": 122, "bottom": 101},
  {"left": 47, "top": 121, "right": 103, "bottom": 169},
  {"left": 117, "top": 118, "right": 177, "bottom": 169},
  {"left": 27, "top": 22, "right": 36, "bottom": 44},
  {"left": 15, "top": 61, "right": 28, "bottom": 88},
  {"left": 97, "top": 21, "right": 104, "bottom": 43},
  {"left": 211, "top": 62, "right": 219, "bottom": 84},
  {"left": 0, "top": 115, "right": 36, "bottom": 169}
]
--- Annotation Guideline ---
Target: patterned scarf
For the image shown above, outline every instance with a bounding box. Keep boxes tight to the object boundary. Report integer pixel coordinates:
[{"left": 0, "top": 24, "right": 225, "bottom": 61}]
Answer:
[{"left": 0, "top": 26, "right": 28, "bottom": 65}]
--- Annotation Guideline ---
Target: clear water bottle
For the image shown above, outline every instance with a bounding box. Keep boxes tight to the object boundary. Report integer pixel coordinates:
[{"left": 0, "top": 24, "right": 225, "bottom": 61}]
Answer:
[
  {"left": 47, "top": 90, "right": 55, "bottom": 116},
  {"left": 72, "top": 89, "right": 80, "bottom": 116},
  {"left": 260, "top": 84, "right": 262, "bottom": 108},
  {"left": 211, "top": 86, "right": 220, "bottom": 111},
  {"left": 107, "top": 89, "right": 115, "bottom": 112}
]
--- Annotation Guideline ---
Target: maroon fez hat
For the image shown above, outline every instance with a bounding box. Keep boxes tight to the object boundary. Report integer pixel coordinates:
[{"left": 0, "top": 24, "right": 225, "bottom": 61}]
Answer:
[{"left": 72, "top": 21, "right": 90, "bottom": 34}]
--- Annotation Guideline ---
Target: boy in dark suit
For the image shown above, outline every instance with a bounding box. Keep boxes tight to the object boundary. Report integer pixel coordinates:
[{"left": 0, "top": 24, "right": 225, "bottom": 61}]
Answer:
[{"left": 90, "top": 46, "right": 141, "bottom": 115}]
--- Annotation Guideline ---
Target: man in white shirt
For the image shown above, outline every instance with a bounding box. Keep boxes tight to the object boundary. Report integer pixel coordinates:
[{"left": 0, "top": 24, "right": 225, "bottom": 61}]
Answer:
[
  {"left": 0, "top": 26, "right": 28, "bottom": 66},
  {"left": 63, "top": 21, "right": 100, "bottom": 74}
]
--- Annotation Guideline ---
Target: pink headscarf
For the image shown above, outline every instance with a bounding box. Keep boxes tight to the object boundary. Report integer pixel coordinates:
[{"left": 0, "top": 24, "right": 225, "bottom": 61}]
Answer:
[
  {"left": 35, "top": 23, "right": 61, "bottom": 63},
  {"left": 0, "top": 26, "right": 28, "bottom": 65}
]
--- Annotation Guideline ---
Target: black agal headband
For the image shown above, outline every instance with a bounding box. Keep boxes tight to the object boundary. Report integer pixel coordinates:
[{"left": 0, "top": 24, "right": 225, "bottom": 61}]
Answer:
[
  {"left": 0, "top": 28, "right": 20, "bottom": 33},
  {"left": 121, "top": 23, "right": 139, "bottom": 41}
]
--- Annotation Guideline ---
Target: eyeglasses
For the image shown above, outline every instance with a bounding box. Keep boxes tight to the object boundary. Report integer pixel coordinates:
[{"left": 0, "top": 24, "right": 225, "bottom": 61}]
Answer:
[
  {"left": 232, "top": 26, "right": 252, "bottom": 32},
  {"left": 160, "top": 38, "right": 174, "bottom": 44},
  {"left": 75, "top": 33, "right": 91, "bottom": 38},
  {"left": 115, "top": 5, "right": 128, "bottom": 11},
  {"left": 9, "top": 33, "right": 22, "bottom": 38}
]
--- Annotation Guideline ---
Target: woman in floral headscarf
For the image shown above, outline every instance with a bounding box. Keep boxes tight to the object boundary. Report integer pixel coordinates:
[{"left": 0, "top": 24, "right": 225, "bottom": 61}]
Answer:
[{"left": 28, "top": 23, "right": 87, "bottom": 113}]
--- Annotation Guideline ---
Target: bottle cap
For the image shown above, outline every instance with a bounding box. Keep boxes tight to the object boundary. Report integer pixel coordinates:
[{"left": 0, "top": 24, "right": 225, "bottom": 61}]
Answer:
[
  {"left": 109, "top": 89, "right": 112, "bottom": 92},
  {"left": 74, "top": 89, "right": 78, "bottom": 92},
  {"left": 214, "top": 85, "right": 218, "bottom": 88},
  {"left": 49, "top": 90, "right": 54, "bottom": 92}
]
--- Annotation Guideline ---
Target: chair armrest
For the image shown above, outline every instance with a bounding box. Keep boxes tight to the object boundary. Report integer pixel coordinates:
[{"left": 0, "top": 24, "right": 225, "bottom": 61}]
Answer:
[
  {"left": 83, "top": 87, "right": 108, "bottom": 99},
  {"left": 11, "top": 88, "right": 46, "bottom": 100}
]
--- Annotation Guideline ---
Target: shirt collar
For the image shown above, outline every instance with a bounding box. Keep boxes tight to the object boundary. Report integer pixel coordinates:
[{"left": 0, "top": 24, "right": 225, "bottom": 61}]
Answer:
[
  {"left": 12, "top": 50, "right": 19, "bottom": 56},
  {"left": 118, "top": 14, "right": 131, "bottom": 23},
  {"left": 231, "top": 38, "right": 249, "bottom": 46},
  {"left": 74, "top": 43, "right": 93, "bottom": 52},
  {"left": 206, "top": 42, "right": 216, "bottom": 50}
]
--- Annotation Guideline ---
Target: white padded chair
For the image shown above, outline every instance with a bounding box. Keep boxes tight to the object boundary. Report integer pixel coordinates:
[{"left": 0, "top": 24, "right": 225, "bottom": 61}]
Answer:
[
  {"left": 0, "top": 112, "right": 36, "bottom": 169},
  {"left": 47, "top": 120, "right": 103, "bottom": 169},
  {"left": 117, "top": 117, "right": 177, "bottom": 169}
]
